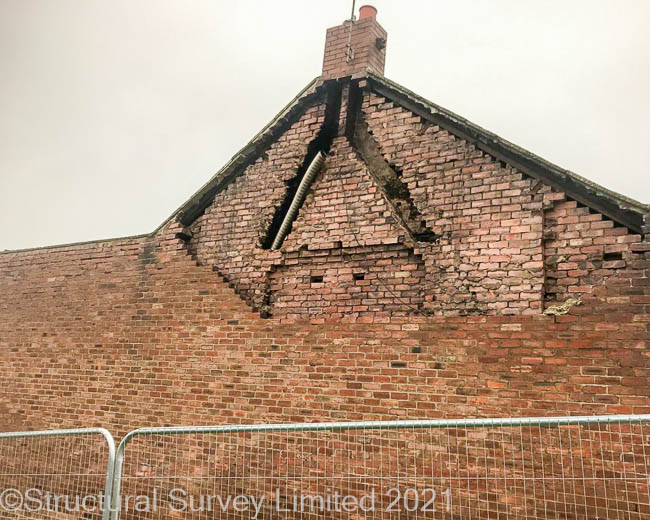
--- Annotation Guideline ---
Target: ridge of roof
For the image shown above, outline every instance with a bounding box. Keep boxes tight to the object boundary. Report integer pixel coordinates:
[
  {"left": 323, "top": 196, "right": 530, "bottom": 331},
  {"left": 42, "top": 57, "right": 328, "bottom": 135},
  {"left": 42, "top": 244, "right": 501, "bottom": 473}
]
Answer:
[
  {"left": 157, "top": 76, "right": 323, "bottom": 231},
  {"left": 367, "top": 72, "right": 648, "bottom": 233}
]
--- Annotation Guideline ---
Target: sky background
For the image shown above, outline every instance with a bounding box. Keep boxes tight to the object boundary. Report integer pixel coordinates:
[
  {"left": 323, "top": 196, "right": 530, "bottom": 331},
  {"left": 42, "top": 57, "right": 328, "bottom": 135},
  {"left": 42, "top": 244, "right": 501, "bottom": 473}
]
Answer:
[{"left": 1, "top": 0, "right": 649, "bottom": 251}]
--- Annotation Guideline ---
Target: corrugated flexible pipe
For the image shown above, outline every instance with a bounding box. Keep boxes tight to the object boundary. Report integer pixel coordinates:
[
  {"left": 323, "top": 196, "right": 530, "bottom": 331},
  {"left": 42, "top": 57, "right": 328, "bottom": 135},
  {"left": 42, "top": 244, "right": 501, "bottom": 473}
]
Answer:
[{"left": 271, "top": 151, "right": 325, "bottom": 249}]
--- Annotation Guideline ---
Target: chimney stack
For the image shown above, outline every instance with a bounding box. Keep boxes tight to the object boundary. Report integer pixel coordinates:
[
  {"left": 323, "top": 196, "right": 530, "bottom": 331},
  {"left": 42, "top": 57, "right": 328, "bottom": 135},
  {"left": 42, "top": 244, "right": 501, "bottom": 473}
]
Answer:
[{"left": 321, "top": 5, "right": 387, "bottom": 80}]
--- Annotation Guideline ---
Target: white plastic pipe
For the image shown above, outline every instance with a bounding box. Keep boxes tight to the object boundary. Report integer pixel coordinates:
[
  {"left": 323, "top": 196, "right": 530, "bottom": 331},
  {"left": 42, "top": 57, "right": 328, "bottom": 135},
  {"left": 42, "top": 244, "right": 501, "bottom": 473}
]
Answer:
[{"left": 271, "top": 151, "right": 325, "bottom": 249}]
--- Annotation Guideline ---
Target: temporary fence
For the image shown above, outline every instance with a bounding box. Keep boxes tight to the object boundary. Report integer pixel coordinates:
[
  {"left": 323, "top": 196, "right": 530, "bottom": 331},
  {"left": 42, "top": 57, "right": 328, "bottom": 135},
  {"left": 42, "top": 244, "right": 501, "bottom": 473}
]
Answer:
[
  {"left": 0, "top": 427, "right": 115, "bottom": 520},
  {"left": 109, "top": 414, "right": 650, "bottom": 519}
]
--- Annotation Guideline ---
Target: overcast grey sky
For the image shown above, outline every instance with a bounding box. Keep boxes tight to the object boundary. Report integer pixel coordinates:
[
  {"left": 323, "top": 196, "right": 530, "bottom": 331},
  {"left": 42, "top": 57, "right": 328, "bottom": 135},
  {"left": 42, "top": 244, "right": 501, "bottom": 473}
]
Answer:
[{"left": 1, "top": 0, "right": 649, "bottom": 251}]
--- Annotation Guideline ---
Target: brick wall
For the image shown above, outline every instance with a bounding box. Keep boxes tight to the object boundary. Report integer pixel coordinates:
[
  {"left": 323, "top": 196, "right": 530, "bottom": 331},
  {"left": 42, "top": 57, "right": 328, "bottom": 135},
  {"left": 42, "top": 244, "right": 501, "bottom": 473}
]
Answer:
[
  {"left": 1, "top": 9, "right": 648, "bottom": 516},
  {"left": 183, "top": 83, "right": 646, "bottom": 320},
  {"left": 1, "top": 223, "right": 649, "bottom": 438},
  {"left": 188, "top": 103, "right": 324, "bottom": 313},
  {"left": 1, "top": 218, "right": 648, "bottom": 519},
  {"left": 542, "top": 194, "right": 642, "bottom": 303}
]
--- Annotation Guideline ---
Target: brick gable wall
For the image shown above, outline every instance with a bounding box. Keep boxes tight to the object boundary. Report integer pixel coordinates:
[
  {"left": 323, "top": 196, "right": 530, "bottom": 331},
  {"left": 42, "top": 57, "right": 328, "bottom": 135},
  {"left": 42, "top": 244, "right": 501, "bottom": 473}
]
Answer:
[
  {"left": 181, "top": 85, "right": 646, "bottom": 319},
  {"left": 1, "top": 73, "right": 648, "bottom": 439}
]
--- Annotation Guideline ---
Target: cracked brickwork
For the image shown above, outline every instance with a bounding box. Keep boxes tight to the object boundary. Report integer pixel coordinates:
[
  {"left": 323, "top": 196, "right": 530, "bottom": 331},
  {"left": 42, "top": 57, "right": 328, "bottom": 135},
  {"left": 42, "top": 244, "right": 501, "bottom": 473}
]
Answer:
[
  {"left": 188, "top": 103, "right": 325, "bottom": 312},
  {"left": 183, "top": 85, "right": 646, "bottom": 319},
  {"left": 362, "top": 92, "right": 546, "bottom": 315}
]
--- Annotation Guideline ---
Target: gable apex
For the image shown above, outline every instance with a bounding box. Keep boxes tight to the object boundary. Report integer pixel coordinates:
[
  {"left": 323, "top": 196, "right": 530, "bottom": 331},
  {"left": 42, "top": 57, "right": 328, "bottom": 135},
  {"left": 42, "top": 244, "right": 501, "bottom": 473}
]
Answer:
[{"left": 169, "top": 73, "right": 647, "bottom": 237}]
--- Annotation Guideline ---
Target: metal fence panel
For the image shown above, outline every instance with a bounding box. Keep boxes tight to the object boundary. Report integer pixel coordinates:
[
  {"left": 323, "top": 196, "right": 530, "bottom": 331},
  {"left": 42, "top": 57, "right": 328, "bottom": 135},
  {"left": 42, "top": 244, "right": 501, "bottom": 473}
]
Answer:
[
  {"left": 110, "top": 414, "right": 650, "bottom": 519},
  {"left": 0, "top": 428, "right": 115, "bottom": 520}
]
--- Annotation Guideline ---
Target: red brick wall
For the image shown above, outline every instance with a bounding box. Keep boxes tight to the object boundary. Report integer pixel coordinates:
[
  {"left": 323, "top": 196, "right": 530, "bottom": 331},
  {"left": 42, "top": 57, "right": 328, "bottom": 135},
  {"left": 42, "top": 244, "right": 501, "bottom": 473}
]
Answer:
[
  {"left": 542, "top": 194, "right": 642, "bottom": 303},
  {"left": 1, "top": 223, "right": 648, "bottom": 438},
  {"left": 362, "top": 92, "right": 547, "bottom": 315},
  {"left": 360, "top": 91, "right": 646, "bottom": 314},
  {"left": 179, "top": 85, "right": 648, "bottom": 320},
  {"left": 188, "top": 103, "right": 324, "bottom": 313},
  {"left": 1, "top": 76, "right": 648, "bottom": 440}
]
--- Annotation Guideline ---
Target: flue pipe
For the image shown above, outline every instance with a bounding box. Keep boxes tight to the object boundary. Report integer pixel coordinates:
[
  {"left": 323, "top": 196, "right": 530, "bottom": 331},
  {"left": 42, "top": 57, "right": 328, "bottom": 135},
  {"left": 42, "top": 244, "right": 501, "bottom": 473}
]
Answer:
[{"left": 271, "top": 151, "right": 325, "bottom": 250}]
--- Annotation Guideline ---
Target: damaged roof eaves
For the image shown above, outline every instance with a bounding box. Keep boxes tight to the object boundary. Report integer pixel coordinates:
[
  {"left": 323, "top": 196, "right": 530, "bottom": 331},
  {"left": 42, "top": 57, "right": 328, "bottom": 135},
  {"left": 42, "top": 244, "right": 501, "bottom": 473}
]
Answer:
[
  {"left": 156, "top": 76, "right": 324, "bottom": 232},
  {"left": 368, "top": 72, "right": 649, "bottom": 233},
  {"left": 170, "top": 72, "right": 648, "bottom": 235}
]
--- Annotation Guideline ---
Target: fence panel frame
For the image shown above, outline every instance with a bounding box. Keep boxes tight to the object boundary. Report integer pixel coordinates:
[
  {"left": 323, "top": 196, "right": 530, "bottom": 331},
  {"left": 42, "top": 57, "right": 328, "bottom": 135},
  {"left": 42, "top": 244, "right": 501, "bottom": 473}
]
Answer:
[
  {"left": 0, "top": 427, "right": 116, "bottom": 520},
  {"left": 110, "top": 413, "right": 650, "bottom": 520}
]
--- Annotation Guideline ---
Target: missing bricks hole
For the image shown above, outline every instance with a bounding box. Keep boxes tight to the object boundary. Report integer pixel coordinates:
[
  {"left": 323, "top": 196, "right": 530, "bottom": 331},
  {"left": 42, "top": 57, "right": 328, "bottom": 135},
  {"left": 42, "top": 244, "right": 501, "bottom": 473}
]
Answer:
[
  {"left": 353, "top": 273, "right": 365, "bottom": 281},
  {"left": 391, "top": 361, "right": 407, "bottom": 368},
  {"left": 310, "top": 275, "right": 324, "bottom": 284},
  {"left": 390, "top": 163, "right": 404, "bottom": 179},
  {"left": 603, "top": 252, "right": 623, "bottom": 261},
  {"left": 414, "top": 230, "right": 439, "bottom": 243},
  {"left": 411, "top": 346, "right": 421, "bottom": 354},
  {"left": 175, "top": 231, "right": 192, "bottom": 242}
]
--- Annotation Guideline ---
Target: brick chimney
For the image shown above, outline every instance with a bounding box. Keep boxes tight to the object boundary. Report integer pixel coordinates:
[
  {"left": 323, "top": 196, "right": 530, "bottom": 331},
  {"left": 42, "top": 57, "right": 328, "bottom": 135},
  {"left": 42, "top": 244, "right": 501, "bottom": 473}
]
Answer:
[{"left": 321, "top": 5, "right": 387, "bottom": 80}]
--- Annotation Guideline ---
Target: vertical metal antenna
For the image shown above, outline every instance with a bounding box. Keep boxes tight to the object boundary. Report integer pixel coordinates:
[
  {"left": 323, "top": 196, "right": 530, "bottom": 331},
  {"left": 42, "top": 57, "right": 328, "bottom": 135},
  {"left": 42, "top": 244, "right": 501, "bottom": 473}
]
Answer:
[{"left": 346, "top": 0, "right": 356, "bottom": 63}]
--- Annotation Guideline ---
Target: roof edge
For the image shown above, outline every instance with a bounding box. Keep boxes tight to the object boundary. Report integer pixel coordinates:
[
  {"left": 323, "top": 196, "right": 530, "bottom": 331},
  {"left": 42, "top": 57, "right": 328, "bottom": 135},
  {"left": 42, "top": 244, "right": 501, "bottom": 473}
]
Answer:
[
  {"left": 155, "top": 76, "right": 324, "bottom": 232},
  {"left": 368, "top": 72, "right": 649, "bottom": 233}
]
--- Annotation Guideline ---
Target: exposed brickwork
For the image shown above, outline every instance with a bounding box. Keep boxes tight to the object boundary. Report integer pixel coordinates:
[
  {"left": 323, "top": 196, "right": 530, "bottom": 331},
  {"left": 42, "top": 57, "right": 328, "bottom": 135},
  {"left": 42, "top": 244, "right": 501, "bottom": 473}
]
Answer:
[
  {"left": 1, "top": 226, "right": 649, "bottom": 439},
  {"left": 283, "top": 137, "right": 406, "bottom": 250},
  {"left": 269, "top": 243, "right": 427, "bottom": 319},
  {"left": 321, "top": 17, "right": 387, "bottom": 80},
  {"left": 188, "top": 103, "right": 324, "bottom": 312},
  {"left": 542, "top": 193, "right": 643, "bottom": 303},
  {"left": 362, "top": 92, "right": 546, "bottom": 315}
]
